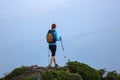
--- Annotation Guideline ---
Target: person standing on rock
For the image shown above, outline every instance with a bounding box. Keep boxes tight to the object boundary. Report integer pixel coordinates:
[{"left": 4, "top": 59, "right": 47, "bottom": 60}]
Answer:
[{"left": 46, "top": 23, "right": 61, "bottom": 67}]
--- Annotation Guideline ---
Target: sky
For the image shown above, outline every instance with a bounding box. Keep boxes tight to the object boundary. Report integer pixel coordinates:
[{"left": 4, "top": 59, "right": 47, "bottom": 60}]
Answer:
[{"left": 0, "top": 0, "right": 120, "bottom": 77}]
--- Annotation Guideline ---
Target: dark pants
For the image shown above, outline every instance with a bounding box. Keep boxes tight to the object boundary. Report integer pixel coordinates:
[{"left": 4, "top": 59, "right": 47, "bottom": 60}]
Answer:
[{"left": 49, "top": 45, "right": 56, "bottom": 56}]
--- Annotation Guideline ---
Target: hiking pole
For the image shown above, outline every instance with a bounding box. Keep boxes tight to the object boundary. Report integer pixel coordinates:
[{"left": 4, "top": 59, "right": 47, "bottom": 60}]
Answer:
[
  {"left": 60, "top": 36, "right": 71, "bottom": 63},
  {"left": 48, "top": 47, "right": 50, "bottom": 66},
  {"left": 60, "top": 36, "right": 66, "bottom": 59},
  {"left": 60, "top": 36, "right": 64, "bottom": 51}
]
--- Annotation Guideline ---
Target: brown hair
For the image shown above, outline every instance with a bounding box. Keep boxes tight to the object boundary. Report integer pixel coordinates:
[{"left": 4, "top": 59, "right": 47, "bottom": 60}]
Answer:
[{"left": 51, "top": 23, "right": 56, "bottom": 30}]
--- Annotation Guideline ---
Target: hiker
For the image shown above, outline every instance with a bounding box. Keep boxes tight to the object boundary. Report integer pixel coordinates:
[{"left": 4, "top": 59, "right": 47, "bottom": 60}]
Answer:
[{"left": 46, "top": 23, "right": 61, "bottom": 67}]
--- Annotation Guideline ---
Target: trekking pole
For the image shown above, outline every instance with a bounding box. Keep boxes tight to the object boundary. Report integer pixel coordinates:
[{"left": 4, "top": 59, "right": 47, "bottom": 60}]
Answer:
[
  {"left": 60, "top": 36, "right": 71, "bottom": 63},
  {"left": 60, "top": 36, "right": 64, "bottom": 51},
  {"left": 48, "top": 47, "right": 50, "bottom": 66},
  {"left": 60, "top": 36, "right": 67, "bottom": 59}
]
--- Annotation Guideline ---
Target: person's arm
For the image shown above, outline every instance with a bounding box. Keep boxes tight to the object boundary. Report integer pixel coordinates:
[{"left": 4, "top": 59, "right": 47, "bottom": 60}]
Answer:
[{"left": 54, "top": 31, "right": 60, "bottom": 41}]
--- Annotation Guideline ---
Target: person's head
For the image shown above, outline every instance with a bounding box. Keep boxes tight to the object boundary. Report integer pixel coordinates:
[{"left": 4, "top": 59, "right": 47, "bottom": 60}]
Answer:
[{"left": 51, "top": 23, "right": 56, "bottom": 30}]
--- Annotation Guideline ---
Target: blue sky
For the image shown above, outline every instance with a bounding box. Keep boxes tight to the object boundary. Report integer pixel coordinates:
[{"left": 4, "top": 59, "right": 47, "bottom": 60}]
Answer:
[{"left": 0, "top": 0, "right": 120, "bottom": 77}]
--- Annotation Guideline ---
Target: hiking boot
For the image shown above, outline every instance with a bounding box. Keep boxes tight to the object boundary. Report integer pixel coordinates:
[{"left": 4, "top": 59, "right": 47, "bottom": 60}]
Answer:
[{"left": 55, "top": 64, "right": 59, "bottom": 67}]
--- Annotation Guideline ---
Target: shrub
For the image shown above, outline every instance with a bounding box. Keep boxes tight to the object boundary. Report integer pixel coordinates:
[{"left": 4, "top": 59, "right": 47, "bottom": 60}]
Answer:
[
  {"left": 42, "top": 67, "right": 82, "bottom": 80},
  {"left": 103, "top": 70, "right": 120, "bottom": 80},
  {"left": 3, "top": 67, "right": 26, "bottom": 80},
  {"left": 67, "top": 61, "right": 101, "bottom": 80},
  {"left": 98, "top": 68, "right": 106, "bottom": 79}
]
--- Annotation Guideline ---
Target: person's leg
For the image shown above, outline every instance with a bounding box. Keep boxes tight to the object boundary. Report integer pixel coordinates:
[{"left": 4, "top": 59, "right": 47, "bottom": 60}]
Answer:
[
  {"left": 52, "top": 45, "right": 57, "bottom": 65},
  {"left": 53, "top": 56, "right": 56, "bottom": 64},
  {"left": 50, "top": 56, "right": 53, "bottom": 65},
  {"left": 49, "top": 45, "right": 56, "bottom": 65},
  {"left": 49, "top": 45, "right": 53, "bottom": 66},
  {"left": 53, "top": 56, "right": 58, "bottom": 67},
  {"left": 50, "top": 56, "right": 57, "bottom": 65},
  {"left": 49, "top": 45, "right": 58, "bottom": 66}
]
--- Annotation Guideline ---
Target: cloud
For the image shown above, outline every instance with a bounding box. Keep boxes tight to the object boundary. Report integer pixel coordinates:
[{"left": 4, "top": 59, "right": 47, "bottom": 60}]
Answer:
[{"left": 0, "top": 0, "right": 68, "bottom": 17}]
